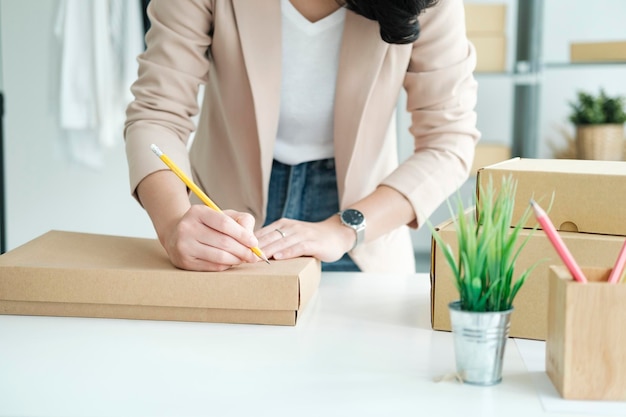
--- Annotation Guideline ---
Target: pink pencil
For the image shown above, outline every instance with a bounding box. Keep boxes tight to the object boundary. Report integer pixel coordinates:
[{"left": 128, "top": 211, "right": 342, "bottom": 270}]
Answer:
[
  {"left": 607, "top": 239, "right": 626, "bottom": 284},
  {"left": 530, "top": 200, "right": 588, "bottom": 284}
]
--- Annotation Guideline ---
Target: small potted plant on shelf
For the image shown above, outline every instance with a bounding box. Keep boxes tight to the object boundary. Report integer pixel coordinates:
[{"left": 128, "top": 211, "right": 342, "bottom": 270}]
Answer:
[
  {"left": 568, "top": 88, "right": 626, "bottom": 161},
  {"left": 430, "top": 175, "right": 540, "bottom": 386}
]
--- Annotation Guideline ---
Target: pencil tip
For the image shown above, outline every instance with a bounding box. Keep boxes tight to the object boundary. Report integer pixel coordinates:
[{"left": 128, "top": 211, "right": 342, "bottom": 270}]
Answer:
[{"left": 264, "top": 259, "right": 271, "bottom": 265}]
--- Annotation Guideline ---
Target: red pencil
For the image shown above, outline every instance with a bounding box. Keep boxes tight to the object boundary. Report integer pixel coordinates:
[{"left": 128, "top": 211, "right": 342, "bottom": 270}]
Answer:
[
  {"left": 530, "top": 200, "right": 588, "bottom": 284},
  {"left": 607, "top": 239, "right": 626, "bottom": 284}
]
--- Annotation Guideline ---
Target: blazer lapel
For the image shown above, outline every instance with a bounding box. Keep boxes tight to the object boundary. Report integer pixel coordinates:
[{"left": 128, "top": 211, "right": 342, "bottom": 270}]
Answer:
[
  {"left": 231, "top": 0, "right": 282, "bottom": 204},
  {"left": 334, "top": 11, "right": 389, "bottom": 205}
]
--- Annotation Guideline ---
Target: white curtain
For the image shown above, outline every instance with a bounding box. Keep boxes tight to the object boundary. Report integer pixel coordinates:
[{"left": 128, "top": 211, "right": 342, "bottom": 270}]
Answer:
[{"left": 54, "top": 0, "right": 144, "bottom": 169}]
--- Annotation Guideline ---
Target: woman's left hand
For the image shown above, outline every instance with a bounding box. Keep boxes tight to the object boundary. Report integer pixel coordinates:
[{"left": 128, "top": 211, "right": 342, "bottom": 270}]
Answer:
[{"left": 256, "top": 216, "right": 355, "bottom": 262}]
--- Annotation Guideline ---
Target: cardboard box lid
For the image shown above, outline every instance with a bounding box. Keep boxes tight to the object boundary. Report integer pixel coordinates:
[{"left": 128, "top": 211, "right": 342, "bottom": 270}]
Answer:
[
  {"left": 477, "top": 157, "right": 626, "bottom": 236},
  {"left": 0, "top": 231, "right": 321, "bottom": 312}
]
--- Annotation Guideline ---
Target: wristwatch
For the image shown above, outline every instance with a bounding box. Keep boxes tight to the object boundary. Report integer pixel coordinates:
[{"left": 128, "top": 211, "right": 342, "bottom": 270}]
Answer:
[{"left": 338, "top": 209, "right": 366, "bottom": 250}]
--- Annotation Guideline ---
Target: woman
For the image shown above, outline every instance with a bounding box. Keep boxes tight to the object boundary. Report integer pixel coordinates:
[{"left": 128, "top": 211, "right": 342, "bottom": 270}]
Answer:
[{"left": 124, "top": 0, "right": 480, "bottom": 273}]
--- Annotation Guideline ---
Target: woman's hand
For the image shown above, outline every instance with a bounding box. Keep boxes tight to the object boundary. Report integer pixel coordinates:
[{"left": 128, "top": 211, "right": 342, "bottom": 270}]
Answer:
[
  {"left": 256, "top": 215, "right": 355, "bottom": 262},
  {"left": 161, "top": 206, "right": 261, "bottom": 272},
  {"left": 137, "top": 170, "right": 262, "bottom": 272}
]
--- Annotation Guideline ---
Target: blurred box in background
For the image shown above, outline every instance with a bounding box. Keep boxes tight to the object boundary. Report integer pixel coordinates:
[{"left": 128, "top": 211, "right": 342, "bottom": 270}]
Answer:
[
  {"left": 469, "top": 35, "right": 507, "bottom": 72},
  {"left": 471, "top": 143, "right": 512, "bottom": 176},
  {"left": 570, "top": 40, "right": 626, "bottom": 63},
  {"left": 464, "top": 3, "right": 506, "bottom": 33},
  {"left": 465, "top": 3, "right": 507, "bottom": 72}
]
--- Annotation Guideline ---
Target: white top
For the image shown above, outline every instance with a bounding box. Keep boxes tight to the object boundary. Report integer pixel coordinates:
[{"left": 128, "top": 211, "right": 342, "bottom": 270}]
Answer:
[
  {"left": 0, "top": 272, "right": 619, "bottom": 417},
  {"left": 273, "top": 0, "right": 346, "bottom": 165}
]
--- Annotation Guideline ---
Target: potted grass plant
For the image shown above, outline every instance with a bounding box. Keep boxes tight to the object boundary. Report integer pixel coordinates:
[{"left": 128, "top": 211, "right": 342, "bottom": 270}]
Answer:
[
  {"left": 568, "top": 89, "right": 626, "bottom": 161},
  {"left": 430, "top": 174, "right": 540, "bottom": 386}
]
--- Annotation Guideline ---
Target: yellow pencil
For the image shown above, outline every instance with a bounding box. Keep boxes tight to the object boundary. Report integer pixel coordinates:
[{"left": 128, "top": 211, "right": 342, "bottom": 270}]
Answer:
[{"left": 150, "top": 144, "right": 270, "bottom": 264}]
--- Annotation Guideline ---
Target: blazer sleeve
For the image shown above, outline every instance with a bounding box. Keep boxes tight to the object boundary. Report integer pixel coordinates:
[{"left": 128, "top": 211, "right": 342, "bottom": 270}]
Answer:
[
  {"left": 381, "top": 0, "right": 480, "bottom": 229},
  {"left": 124, "top": 0, "right": 213, "bottom": 200}
]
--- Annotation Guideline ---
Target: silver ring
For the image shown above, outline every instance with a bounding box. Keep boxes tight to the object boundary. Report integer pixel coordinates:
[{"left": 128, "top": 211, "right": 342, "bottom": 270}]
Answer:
[{"left": 275, "top": 228, "right": 286, "bottom": 238}]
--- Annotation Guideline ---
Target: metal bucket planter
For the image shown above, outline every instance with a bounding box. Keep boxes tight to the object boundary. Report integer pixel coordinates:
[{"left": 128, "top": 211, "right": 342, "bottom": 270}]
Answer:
[{"left": 448, "top": 301, "right": 513, "bottom": 386}]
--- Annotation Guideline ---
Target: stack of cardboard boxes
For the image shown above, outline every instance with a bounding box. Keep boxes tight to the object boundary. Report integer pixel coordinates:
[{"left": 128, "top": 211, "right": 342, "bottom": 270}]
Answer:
[
  {"left": 430, "top": 157, "right": 626, "bottom": 340},
  {"left": 464, "top": 3, "right": 507, "bottom": 72},
  {"left": 464, "top": 3, "right": 511, "bottom": 171}
]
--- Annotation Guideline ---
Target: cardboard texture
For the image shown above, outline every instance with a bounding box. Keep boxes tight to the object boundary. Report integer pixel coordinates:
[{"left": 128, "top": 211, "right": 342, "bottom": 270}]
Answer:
[
  {"left": 546, "top": 266, "right": 626, "bottom": 401},
  {"left": 469, "top": 35, "right": 507, "bottom": 72},
  {"left": 471, "top": 143, "right": 511, "bottom": 176},
  {"left": 0, "top": 231, "right": 321, "bottom": 326},
  {"left": 477, "top": 158, "right": 626, "bottom": 236},
  {"left": 430, "top": 214, "right": 626, "bottom": 340},
  {"left": 570, "top": 41, "right": 626, "bottom": 63},
  {"left": 464, "top": 3, "right": 507, "bottom": 34}
]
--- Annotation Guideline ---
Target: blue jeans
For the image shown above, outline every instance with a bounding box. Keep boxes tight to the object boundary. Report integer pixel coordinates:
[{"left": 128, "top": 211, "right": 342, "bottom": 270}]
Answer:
[{"left": 264, "top": 159, "right": 360, "bottom": 272}]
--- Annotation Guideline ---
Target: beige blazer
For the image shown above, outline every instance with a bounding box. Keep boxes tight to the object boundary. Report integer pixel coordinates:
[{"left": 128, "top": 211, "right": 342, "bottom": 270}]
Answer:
[{"left": 125, "top": 0, "right": 480, "bottom": 273}]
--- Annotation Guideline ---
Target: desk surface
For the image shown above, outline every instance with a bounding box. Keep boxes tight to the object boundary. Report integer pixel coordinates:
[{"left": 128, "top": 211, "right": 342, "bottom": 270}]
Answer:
[{"left": 0, "top": 272, "right": 622, "bottom": 417}]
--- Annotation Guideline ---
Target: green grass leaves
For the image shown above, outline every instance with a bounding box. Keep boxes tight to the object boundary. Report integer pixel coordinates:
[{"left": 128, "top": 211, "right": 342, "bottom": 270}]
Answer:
[{"left": 431, "top": 175, "right": 540, "bottom": 312}]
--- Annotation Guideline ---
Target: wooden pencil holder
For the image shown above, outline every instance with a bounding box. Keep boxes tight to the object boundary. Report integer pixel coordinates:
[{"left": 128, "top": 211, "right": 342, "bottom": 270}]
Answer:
[{"left": 546, "top": 265, "right": 626, "bottom": 401}]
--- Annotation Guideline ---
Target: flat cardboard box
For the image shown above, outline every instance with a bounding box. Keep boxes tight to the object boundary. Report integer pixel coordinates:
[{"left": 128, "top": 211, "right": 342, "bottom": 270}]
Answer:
[
  {"left": 570, "top": 41, "right": 626, "bottom": 63},
  {"left": 464, "top": 3, "right": 507, "bottom": 34},
  {"left": 469, "top": 35, "right": 507, "bottom": 72},
  {"left": 471, "top": 142, "right": 511, "bottom": 176},
  {"left": 546, "top": 266, "right": 626, "bottom": 401},
  {"left": 0, "top": 230, "right": 321, "bottom": 326},
  {"left": 430, "top": 213, "right": 625, "bottom": 340},
  {"left": 477, "top": 158, "right": 626, "bottom": 236}
]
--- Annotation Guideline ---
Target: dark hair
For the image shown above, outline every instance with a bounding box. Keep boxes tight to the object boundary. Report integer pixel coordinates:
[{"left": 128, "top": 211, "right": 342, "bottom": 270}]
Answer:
[{"left": 341, "top": 0, "right": 439, "bottom": 44}]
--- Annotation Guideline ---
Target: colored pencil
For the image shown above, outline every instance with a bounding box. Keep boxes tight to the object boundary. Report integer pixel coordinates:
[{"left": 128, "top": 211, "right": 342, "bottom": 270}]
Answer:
[
  {"left": 530, "top": 200, "right": 587, "bottom": 283},
  {"left": 607, "top": 239, "right": 626, "bottom": 284}
]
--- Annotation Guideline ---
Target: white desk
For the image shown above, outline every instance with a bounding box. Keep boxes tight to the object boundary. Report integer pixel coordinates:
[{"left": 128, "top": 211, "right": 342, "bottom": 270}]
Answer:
[{"left": 0, "top": 273, "right": 622, "bottom": 417}]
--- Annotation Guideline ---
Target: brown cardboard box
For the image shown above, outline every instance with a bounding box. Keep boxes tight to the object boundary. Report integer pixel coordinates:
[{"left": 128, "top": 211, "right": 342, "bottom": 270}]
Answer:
[
  {"left": 477, "top": 158, "right": 626, "bottom": 236},
  {"left": 464, "top": 3, "right": 507, "bottom": 34},
  {"left": 430, "top": 214, "right": 625, "bottom": 340},
  {"left": 471, "top": 143, "right": 511, "bottom": 176},
  {"left": 546, "top": 266, "right": 626, "bottom": 400},
  {"left": 0, "top": 230, "right": 321, "bottom": 326},
  {"left": 570, "top": 41, "right": 626, "bottom": 63},
  {"left": 469, "top": 35, "right": 507, "bottom": 72}
]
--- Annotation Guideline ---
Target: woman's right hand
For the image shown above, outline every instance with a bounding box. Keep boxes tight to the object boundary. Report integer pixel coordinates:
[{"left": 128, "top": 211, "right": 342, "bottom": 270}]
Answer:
[
  {"left": 161, "top": 206, "right": 262, "bottom": 272},
  {"left": 137, "top": 170, "right": 261, "bottom": 272}
]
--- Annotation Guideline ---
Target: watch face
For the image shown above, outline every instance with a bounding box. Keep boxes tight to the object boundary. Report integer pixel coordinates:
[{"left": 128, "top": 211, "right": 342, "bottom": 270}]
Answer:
[{"left": 341, "top": 209, "right": 364, "bottom": 227}]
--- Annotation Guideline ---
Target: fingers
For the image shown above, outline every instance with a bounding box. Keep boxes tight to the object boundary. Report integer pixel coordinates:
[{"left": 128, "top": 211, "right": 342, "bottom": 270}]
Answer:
[
  {"left": 256, "top": 218, "right": 346, "bottom": 263},
  {"left": 202, "top": 208, "right": 259, "bottom": 250},
  {"left": 167, "top": 242, "right": 243, "bottom": 272},
  {"left": 165, "top": 206, "right": 261, "bottom": 271},
  {"left": 227, "top": 209, "right": 256, "bottom": 231}
]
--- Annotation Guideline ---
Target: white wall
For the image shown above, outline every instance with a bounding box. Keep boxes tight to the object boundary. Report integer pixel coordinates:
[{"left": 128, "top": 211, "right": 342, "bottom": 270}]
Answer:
[
  {"left": 0, "top": 0, "right": 625, "bottom": 259},
  {"left": 0, "top": 0, "right": 155, "bottom": 251}
]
